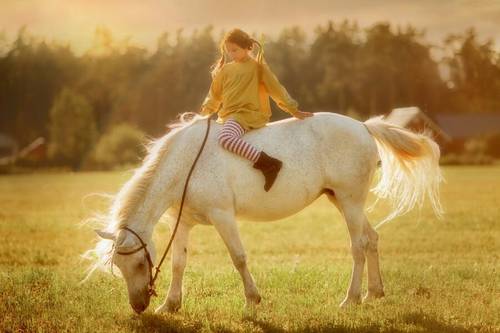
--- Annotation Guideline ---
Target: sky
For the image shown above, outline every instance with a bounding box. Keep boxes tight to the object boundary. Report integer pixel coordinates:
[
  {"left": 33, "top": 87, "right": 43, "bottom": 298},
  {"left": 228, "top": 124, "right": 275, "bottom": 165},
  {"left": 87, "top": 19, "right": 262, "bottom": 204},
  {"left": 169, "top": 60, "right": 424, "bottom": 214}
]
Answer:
[{"left": 1, "top": 0, "right": 500, "bottom": 55}]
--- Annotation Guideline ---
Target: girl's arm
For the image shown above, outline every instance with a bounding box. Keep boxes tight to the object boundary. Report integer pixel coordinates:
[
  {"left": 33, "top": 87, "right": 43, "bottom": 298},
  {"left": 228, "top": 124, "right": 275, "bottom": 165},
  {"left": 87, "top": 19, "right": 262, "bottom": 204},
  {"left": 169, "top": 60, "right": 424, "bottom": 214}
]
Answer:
[
  {"left": 261, "top": 63, "right": 299, "bottom": 116},
  {"left": 200, "top": 69, "right": 224, "bottom": 116}
]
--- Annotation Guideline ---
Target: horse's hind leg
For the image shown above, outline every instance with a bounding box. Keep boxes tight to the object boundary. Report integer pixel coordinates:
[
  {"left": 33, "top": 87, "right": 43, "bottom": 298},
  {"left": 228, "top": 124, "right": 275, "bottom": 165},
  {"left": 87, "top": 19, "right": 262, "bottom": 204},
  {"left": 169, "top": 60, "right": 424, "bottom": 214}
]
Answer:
[
  {"left": 155, "top": 222, "right": 192, "bottom": 314},
  {"left": 363, "top": 220, "right": 385, "bottom": 301},
  {"left": 326, "top": 190, "right": 384, "bottom": 306},
  {"left": 326, "top": 191, "right": 367, "bottom": 307},
  {"left": 208, "top": 208, "right": 261, "bottom": 308}
]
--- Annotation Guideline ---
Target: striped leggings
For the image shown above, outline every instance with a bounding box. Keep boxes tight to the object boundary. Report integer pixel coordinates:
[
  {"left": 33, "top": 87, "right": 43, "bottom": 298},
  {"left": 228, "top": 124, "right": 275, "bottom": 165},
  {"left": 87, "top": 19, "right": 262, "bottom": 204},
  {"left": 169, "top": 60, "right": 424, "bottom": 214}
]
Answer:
[{"left": 217, "top": 119, "right": 261, "bottom": 163}]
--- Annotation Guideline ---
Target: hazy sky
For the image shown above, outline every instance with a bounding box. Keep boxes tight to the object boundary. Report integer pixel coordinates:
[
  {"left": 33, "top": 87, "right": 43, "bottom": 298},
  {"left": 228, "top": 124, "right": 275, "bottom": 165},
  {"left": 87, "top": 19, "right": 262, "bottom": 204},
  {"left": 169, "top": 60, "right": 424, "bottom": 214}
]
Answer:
[{"left": 1, "top": 0, "right": 499, "bottom": 55}]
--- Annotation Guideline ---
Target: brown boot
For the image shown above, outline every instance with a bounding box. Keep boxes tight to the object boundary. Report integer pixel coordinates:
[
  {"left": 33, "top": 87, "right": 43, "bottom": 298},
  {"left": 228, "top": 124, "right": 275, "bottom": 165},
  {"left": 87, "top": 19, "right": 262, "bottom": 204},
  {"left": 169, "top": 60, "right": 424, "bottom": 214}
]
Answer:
[{"left": 252, "top": 151, "right": 283, "bottom": 192}]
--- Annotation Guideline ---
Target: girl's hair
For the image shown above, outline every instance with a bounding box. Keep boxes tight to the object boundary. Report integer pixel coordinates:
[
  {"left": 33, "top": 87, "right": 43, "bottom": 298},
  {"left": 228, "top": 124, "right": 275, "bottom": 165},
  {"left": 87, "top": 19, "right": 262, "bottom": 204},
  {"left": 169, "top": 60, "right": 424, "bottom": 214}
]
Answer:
[{"left": 210, "top": 28, "right": 265, "bottom": 82}]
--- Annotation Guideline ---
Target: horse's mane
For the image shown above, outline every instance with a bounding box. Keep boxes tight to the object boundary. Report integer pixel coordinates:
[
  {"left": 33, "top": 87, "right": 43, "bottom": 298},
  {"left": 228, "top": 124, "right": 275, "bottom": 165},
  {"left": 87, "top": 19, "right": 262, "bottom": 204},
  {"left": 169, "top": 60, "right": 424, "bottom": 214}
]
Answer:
[
  {"left": 80, "top": 112, "right": 206, "bottom": 281},
  {"left": 114, "top": 112, "right": 206, "bottom": 229}
]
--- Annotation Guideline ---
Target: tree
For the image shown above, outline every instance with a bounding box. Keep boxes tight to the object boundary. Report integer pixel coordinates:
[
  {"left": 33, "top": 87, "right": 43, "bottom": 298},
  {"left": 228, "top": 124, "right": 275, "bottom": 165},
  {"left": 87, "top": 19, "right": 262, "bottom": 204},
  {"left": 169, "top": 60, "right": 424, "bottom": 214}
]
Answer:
[
  {"left": 112, "top": 26, "right": 219, "bottom": 136},
  {"left": 0, "top": 26, "right": 82, "bottom": 146},
  {"left": 443, "top": 28, "right": 500, "bottom": 113},
  {"left": 48, "top": 88, "right": 98, "bottom": 170},
  {"left": 85, "top": 123, "right": 146, "bottom": 170},
  {"left": 264, "top": 26, "right": 311, "bottom": 118},
  {"left": 308, "top": 20, "right": 362, "bottom": 113}
]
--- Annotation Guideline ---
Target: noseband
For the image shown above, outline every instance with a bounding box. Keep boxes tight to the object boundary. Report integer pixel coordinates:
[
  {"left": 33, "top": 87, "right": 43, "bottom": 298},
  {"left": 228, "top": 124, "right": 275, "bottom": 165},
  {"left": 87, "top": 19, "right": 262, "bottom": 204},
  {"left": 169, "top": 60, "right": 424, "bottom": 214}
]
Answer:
[{"left": 110, "top": 113, "right": 212, "bottom": 298}]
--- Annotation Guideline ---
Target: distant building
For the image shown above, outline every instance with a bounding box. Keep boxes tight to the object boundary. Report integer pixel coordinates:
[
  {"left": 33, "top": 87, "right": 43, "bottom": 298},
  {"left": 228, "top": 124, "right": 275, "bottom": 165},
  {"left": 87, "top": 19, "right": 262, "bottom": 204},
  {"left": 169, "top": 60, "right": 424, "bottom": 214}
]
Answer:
[
  {"left": 434, "top": 112, "right": 500, "bottom": 154},
  {"left": 18, "top": 137, "right": 47, "bottom": 162},
  {"left": 383, "top": 107, "right": 451, "bottom": 147},
  {"left": 433, "top": 113, "right": 500, "bottom": 141},
  {"left": 384, "top": 107, "right": 500, "bottom": 153},
  {"left": 0, "top": 135, "right": 47, "bottom": 166},
  {"left": 0, "top": 133, "right": 19, "bottom": 166}
]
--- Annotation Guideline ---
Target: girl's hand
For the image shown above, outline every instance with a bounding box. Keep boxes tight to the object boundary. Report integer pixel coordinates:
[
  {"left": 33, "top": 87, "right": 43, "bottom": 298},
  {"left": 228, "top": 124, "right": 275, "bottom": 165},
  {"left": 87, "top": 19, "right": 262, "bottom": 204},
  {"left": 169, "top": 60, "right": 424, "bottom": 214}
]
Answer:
[
  {"left": 198, "top": 107, "right": 209, "bottom": 116},
  {"left": 292, "top": 110, "right": 314, "bottom": 119}
]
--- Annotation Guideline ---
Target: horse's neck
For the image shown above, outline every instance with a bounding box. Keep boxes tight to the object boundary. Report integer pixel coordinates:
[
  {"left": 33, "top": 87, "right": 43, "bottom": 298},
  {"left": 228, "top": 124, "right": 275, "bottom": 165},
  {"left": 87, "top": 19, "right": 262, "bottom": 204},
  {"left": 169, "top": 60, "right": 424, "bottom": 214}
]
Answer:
[{"left": 122, "top": 163, "right": 178, "bottom": 240}]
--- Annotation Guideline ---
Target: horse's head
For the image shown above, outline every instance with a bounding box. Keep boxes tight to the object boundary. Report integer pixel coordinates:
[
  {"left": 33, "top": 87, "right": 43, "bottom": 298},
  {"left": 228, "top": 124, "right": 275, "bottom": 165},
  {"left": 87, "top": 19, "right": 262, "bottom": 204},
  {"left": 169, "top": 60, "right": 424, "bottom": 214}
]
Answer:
[{"left": 95, "top": 228, "right": 156, "bottom": 313}]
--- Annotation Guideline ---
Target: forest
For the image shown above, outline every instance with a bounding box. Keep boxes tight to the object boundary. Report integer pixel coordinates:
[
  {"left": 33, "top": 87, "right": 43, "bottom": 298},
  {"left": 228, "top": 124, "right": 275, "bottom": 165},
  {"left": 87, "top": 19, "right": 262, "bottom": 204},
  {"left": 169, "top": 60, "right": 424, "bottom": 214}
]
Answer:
[{"left": 1, "top": 21, "right": 499, "bottom": 168}]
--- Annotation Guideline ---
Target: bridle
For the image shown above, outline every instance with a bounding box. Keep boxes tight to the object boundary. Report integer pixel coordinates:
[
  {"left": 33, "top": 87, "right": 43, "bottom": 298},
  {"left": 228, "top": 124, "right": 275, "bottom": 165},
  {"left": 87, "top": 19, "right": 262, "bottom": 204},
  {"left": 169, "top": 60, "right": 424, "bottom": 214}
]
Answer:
[
  {"left": 111, "top": 113, "right": 212, "bottom": 298},
  {"left": 115, "top": 226, "right": 157, "bottom": 296}
]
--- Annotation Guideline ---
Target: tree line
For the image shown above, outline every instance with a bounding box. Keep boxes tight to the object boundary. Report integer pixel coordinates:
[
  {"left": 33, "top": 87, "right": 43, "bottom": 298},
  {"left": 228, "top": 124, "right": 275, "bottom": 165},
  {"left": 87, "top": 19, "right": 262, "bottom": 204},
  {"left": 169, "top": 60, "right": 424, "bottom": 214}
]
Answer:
[{"left": 1, "top": 21, "right": 499, "bottom": 151}]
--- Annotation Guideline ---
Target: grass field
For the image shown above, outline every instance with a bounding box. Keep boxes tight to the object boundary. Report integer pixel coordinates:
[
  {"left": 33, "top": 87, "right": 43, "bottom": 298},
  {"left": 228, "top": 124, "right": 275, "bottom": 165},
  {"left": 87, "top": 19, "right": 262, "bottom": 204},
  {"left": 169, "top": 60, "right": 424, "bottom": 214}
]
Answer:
[{"left": 0, "top": 166, "right": 499, "bottom": 332}]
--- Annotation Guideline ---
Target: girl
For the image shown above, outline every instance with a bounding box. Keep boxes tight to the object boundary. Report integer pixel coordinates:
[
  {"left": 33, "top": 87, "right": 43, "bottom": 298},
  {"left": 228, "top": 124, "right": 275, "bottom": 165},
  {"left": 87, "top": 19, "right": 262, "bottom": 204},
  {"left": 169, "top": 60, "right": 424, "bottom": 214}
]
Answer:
[{"left": 199, "top": 28, "right": 313, "bottom": 192}]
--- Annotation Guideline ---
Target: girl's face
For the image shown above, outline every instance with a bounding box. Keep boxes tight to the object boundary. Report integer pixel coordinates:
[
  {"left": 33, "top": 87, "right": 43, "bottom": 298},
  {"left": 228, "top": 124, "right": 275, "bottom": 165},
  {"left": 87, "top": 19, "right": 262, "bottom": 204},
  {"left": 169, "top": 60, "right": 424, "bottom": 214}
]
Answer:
[{"left": 225, "top": 41, "right": 250, "bottom": 62}]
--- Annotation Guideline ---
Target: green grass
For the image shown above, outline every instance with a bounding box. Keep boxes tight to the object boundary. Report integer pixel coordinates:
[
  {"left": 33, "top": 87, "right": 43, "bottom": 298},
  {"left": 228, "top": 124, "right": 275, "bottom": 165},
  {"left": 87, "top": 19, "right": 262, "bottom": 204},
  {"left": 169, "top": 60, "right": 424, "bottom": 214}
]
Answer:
[{"left": 0, "top": 166, "right": 499, "bottom": 332}]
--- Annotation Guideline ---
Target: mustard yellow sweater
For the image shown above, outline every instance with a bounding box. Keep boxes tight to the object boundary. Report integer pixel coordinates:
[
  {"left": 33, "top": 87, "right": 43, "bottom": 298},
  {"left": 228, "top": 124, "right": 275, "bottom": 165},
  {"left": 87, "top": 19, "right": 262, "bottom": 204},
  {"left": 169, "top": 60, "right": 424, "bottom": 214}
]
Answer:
[{"left": 200, "top": 57, "right": 299, "bottom": 131}]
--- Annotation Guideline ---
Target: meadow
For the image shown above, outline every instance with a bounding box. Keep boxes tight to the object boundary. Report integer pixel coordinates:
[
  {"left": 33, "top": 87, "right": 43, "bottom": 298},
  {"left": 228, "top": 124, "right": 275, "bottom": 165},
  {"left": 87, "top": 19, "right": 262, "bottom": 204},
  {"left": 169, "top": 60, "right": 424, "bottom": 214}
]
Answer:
[{"left": 0, "top": 166, "right": 498, "bottom": 332}]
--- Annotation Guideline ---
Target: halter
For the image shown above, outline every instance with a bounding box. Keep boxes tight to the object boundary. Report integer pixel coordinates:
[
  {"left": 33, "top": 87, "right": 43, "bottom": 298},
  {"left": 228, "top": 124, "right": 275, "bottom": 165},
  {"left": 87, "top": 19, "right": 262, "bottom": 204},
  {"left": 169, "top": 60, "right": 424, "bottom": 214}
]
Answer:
[{"left": 111, "top": 113, "right": 212, "bottom": 298}]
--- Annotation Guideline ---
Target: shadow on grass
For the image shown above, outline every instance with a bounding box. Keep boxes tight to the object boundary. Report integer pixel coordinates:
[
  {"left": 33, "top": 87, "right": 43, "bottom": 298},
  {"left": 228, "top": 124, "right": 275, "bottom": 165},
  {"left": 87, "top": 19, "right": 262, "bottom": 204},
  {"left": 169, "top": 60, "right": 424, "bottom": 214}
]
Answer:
[
  {"left": 243, "top": 316, "right": 402, "bottom": 333},
  {"left": 128, "top": 313, "right": 203, "bottom": 333},
  {"left": 126, "top": 311, "right": 475, "bottom": 333},
  {"left": 403, "top": 312, "right": 474, "bottom": 333},
  {"left": 242, "top": 311, "right": 475, "bottom": 333}
]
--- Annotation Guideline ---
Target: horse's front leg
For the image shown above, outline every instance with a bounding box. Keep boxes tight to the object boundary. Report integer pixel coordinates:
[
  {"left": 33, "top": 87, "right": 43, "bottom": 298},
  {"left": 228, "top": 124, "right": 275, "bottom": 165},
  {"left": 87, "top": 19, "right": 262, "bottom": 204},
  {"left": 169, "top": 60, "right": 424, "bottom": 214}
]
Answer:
[
  {"left": 208, "top": 208, "right": 261, "bottom": 308},
  {"left": 155, "top": 222, "right": 192, "bottom": 314}
]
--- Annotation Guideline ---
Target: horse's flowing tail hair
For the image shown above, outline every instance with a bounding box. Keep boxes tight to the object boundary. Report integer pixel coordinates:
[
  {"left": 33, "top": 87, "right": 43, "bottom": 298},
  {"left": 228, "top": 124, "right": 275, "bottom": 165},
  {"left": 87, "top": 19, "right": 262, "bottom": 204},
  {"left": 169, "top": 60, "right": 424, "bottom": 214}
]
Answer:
[{"left": 364, "top": 116, "right": 444, "bottom": 229}]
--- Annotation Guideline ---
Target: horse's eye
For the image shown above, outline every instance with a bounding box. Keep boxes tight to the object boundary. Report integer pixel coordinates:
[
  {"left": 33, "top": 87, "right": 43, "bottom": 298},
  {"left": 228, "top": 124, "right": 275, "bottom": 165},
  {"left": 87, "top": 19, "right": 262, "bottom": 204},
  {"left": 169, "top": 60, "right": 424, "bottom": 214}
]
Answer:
[{"left": 136, "top": 262, "right": 145, "bottom": 270}]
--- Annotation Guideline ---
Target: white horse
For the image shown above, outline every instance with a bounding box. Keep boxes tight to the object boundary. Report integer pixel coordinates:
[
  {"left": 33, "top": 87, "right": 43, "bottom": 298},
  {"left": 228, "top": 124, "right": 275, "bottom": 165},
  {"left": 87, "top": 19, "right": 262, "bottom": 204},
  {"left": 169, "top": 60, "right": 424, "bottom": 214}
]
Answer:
[{"left": 85, "top": 111, "right": 443, "bottom": 314}]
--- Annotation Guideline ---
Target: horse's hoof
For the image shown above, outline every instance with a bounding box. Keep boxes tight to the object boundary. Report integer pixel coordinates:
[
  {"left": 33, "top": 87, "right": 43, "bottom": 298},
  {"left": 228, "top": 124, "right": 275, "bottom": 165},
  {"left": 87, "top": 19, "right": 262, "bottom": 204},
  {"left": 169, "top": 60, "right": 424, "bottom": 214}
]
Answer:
[
  {"left": 250, "top": 294, "right": 262, "bottom": 305},
  {"left": 245, "top": 291, "right": 262, "bottom": 305},
  {"left": 155, "top": 299, "right": 181, "bottom": 314},
  {"left": 244, "top": 301, "right": 259, "bottom": 317},
  {"left": 362, "top": 290, "right": 385, "bottom": 302},
  {"left": 243, "top": 293, "right": 261, "bottom": 314},
  {"left": 339, "top": 296, "right": 361, "bottom": 309}
]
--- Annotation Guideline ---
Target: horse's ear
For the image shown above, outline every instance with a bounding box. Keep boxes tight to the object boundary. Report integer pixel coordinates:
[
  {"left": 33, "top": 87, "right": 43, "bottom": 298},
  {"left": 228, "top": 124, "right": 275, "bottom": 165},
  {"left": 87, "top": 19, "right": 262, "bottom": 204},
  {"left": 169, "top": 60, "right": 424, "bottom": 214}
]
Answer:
[{"left": 95, "top": 229, "right": 115, "bottom": 240}]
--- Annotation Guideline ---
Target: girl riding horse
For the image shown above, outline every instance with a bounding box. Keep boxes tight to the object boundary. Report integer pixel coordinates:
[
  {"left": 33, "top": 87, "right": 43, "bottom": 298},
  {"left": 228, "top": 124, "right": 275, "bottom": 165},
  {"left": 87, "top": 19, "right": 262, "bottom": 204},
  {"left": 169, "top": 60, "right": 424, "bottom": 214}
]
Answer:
[{"left": 199, "top": 28, "right": 313, "bottom": 191}]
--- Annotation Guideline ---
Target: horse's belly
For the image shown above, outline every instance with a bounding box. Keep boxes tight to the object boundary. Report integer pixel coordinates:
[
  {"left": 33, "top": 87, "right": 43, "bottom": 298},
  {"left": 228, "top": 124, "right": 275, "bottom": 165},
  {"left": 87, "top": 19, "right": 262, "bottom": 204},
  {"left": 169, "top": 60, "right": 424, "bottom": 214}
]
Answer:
[
  {"left": 235, "top": 200, "right": 312, "bottom": 221},
  {"left": 232, "top": 173, "right": 324, "bottom": 222}
]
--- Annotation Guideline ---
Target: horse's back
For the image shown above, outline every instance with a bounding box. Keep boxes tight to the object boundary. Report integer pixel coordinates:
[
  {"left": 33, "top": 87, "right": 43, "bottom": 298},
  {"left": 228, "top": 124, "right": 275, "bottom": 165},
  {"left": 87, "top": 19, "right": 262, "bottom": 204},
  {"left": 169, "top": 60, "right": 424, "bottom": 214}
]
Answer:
[
  {"left": 302, "top": 112, "right": 379, "bottom": 192},
  {"left": 182, "top": 112, "right": 377, "bottom": 221}
]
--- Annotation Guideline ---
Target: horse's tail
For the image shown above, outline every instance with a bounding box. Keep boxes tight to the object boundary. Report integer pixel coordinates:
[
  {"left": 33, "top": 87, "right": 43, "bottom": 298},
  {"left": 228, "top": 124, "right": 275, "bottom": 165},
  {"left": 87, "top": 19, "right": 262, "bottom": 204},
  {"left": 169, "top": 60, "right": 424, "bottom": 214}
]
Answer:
[{"left": 364, "top": 115, "right": 444, "bottom": 229}]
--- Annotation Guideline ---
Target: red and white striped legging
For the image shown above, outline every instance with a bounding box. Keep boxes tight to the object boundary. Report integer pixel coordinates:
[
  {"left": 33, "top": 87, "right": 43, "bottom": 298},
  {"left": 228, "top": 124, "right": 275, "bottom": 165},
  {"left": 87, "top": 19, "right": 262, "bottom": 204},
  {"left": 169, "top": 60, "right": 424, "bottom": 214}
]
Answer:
[{"left": 217, "top": 119, "right": 262, "bottom": 163}]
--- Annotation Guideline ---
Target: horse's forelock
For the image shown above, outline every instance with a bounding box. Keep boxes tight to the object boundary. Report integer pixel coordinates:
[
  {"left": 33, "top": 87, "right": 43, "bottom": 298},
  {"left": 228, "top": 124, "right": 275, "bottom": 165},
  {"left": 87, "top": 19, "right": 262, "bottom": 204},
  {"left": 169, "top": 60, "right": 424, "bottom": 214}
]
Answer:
[{"left": 80, "top": 234, "right": 116, "bottom": 282}]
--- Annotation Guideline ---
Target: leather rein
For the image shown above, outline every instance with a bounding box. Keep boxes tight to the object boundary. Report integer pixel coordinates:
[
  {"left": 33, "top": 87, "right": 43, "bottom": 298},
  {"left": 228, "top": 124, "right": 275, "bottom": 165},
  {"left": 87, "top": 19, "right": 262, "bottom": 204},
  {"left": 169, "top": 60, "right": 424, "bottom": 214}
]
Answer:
[{"left": 113, "top": 114, "right": 212, "bottom": 297}]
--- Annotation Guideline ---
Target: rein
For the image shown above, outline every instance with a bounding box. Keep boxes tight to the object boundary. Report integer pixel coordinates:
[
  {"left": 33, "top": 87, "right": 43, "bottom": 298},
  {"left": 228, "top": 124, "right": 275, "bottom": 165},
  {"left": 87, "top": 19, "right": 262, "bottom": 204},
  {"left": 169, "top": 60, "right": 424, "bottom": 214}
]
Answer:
[{"left": 115, "top": 114, "right": 212, "bottom": 297}]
